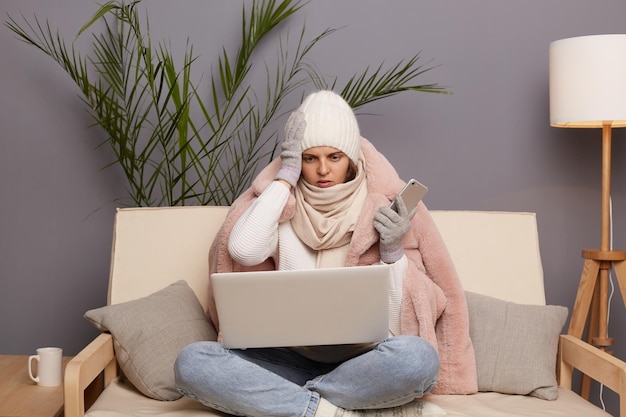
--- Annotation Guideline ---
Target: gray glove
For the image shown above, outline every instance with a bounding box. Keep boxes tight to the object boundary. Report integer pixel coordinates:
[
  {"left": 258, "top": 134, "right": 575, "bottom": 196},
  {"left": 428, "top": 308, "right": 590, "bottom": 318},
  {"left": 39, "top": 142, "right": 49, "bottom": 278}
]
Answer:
[
  {"left": 275, "top": 110, "right": 306, "bottom": 187},
  {"left": 374, "top": 196, "right": 417, "bottom": 263}
]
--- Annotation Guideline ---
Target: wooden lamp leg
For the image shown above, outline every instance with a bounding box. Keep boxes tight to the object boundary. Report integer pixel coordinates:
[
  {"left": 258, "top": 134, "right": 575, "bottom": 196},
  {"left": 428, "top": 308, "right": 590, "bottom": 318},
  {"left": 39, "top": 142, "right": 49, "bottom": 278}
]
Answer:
[{"left": 568, "top": 259, "right": 600, "bottom": 340}]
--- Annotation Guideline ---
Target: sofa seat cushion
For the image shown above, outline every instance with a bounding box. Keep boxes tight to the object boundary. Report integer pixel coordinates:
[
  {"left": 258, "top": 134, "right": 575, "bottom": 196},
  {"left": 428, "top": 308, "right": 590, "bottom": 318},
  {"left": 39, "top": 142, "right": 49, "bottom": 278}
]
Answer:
[
  {"left": 428, "top": 390, "right": 610, "bottom": 417},
  {"left": 86, "top": 378, "right": 227, "bottom": 417},
  {"left": 85, "top": 379, "right": 610, "bottom": 417}
]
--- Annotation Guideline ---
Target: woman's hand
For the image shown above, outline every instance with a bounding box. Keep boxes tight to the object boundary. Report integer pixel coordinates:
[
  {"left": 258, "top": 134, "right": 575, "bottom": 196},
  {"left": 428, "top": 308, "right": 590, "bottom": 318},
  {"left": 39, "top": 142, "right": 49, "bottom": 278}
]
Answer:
[
  {"left": 275, "top": 110, "right": 306, "bottom": 187},
  {"left": 374, "top": 196, "right": 417, "bottom": 263}
]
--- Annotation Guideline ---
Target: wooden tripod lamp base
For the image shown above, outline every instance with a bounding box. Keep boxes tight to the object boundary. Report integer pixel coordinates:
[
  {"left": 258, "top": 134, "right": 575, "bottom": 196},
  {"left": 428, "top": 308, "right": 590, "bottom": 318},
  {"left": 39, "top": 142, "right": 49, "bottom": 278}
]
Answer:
[{"left": 567, "top": 249, "right": 626, "bottom": 399}]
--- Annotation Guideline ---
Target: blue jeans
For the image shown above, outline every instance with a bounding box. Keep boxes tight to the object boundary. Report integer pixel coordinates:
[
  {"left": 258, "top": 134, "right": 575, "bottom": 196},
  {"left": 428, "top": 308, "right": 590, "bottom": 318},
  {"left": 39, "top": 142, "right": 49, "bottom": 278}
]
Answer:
[{"left": 174, "top": 335, "right": 439, "bottom": 417}]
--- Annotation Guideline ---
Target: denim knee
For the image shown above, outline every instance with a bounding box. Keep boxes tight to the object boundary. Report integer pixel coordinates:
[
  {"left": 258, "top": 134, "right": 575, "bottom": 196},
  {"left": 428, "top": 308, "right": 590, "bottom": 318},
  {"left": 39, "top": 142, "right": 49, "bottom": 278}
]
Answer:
[
  {"left": 174, "top": 341, "right": 222, "bottom": 388},
  {"left": 387, "top": 335, "right": 440, "bottom": 393}
]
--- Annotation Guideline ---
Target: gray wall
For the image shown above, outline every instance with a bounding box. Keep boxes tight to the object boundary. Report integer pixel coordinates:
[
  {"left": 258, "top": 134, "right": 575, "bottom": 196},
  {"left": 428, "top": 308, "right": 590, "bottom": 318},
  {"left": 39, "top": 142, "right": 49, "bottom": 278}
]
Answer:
[{"left": 2, "top": 0, "right": 626, "bottom": 414}]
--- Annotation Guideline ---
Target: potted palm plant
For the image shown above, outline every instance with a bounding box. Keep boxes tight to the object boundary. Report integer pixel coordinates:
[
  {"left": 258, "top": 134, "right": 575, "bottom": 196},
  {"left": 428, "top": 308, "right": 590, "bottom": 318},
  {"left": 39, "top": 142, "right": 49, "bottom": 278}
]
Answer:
[{"left": 6, "top": 0, "right": 448, "bottom": 206}]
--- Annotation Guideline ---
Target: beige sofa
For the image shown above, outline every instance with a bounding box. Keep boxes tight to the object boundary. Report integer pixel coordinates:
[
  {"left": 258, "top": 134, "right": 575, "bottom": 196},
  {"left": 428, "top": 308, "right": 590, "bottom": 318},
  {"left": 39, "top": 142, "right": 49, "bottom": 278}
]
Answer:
[{"left": 65, "top": 206, "right": 626, "bottom": 417}]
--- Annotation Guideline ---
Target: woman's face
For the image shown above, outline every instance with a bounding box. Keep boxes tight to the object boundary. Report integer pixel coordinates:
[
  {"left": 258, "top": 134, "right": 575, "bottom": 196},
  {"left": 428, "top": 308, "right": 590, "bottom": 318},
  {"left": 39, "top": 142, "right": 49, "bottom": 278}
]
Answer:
[{"left": 301, "top": 146, "right": 351, "bottom": 188}]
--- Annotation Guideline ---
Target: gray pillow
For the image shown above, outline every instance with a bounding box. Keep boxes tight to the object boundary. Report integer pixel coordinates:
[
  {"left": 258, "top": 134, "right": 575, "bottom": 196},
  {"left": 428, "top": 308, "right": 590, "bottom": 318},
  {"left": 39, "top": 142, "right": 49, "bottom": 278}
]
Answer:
[
  {"left": 84, "top": 280, "right": 216, "bottom": 401},
  {"left": 465, "top": 291, "right": 568, "bottom": 400}
]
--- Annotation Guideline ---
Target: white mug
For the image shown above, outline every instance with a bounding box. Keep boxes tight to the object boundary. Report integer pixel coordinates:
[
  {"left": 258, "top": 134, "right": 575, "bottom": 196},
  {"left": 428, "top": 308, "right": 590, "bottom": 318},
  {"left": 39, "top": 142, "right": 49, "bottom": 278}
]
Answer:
[{"left": 28, "top": 347, "right": 63, "bottom": 387}]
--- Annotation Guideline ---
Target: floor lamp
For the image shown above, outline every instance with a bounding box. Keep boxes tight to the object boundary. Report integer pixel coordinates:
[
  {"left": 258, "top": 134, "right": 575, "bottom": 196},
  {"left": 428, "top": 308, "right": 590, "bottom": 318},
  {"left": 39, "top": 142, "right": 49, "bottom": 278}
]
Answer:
[{"left": 550, "top": 34, "right": 626, "bottom": 398}]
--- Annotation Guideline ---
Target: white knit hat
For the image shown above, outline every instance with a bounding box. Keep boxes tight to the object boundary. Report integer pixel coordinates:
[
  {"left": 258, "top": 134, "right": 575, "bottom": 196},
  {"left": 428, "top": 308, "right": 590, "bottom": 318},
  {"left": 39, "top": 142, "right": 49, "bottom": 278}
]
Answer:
[{"left": 298, "top": 90, "right": 361, "bottom": 163}]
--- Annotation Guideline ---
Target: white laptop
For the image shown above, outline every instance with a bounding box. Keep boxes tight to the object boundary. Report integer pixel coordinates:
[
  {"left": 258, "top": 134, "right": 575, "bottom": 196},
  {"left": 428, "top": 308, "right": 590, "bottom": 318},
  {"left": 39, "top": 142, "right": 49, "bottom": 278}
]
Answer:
[{"left": 211, "top": 264, "right": 391, "bottom": 349}]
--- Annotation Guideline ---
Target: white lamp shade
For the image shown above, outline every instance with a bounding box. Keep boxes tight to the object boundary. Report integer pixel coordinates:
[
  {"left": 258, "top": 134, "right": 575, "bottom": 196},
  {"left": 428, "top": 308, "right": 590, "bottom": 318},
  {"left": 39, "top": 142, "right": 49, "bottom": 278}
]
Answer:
[{"left": 550, "top": 34, "right": 626, "bottom": 128}]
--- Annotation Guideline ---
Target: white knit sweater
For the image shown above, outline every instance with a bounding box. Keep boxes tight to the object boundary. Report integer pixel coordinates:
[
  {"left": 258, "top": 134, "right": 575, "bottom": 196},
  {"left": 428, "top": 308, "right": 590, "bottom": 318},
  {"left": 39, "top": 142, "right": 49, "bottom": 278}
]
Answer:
[{"left": 228, "top": 180, "right": 406, "bottom": 336}]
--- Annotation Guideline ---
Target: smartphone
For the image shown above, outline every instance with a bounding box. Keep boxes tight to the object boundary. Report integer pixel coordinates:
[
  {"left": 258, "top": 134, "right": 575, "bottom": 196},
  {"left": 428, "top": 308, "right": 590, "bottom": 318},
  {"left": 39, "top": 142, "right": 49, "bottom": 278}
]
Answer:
[{"left": 389, "top": 179, "right": 429, "bottom": 213}]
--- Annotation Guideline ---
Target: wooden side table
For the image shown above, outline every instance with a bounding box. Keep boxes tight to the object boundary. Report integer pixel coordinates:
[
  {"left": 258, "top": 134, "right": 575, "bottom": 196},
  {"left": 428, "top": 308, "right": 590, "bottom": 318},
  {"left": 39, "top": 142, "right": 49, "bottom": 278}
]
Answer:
[{"left": 0, "top": 355, "right": 71, "bottom": 417}]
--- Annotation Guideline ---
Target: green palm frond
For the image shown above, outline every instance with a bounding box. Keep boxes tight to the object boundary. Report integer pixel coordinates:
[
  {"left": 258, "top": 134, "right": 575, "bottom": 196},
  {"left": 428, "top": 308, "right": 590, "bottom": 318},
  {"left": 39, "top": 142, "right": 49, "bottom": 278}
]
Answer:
[{"left": 314, "top": 54, "right": 449, "bottom": 109}]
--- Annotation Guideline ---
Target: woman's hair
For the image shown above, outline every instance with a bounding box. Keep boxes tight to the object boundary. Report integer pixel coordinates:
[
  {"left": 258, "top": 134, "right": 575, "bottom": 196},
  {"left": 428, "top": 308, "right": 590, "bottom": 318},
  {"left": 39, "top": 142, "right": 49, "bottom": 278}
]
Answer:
[{"left": 344, "top": 160, "right": 358, "bottom": 182}]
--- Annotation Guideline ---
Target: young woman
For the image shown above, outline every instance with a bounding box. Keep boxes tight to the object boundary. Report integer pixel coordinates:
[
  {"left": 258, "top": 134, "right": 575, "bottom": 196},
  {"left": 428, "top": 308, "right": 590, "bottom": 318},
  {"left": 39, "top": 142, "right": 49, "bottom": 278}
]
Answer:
[{"left": 175, "top": 91, "right": 476, "bottom": 417}]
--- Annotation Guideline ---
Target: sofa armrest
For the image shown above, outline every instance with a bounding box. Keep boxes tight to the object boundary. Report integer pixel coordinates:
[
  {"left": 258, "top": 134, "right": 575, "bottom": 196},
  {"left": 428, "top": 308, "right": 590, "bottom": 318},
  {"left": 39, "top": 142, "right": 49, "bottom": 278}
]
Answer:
[
  {"left": 64, "top": 333, "right": 118, "bottom": 417},
  {"left": 559, "top": 334, "right": 626, "bottom": 417}
]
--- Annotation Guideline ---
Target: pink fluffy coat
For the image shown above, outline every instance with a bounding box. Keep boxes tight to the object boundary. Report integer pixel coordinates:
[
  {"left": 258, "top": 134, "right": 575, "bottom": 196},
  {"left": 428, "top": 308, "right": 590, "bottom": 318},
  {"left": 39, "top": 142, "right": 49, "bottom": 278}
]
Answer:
[{"left": 207, "top": 138, "right": 478, "bottom": 395}]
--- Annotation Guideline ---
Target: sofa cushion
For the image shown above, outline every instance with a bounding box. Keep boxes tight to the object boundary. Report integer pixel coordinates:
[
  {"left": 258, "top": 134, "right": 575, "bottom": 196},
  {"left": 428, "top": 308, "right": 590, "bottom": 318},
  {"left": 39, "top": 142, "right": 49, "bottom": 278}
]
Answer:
[
  {"left": 465, "top": 291, "right": 568, "bottom": 400},
  {"left": 85, "top": 379, "right": 612, "bottom": 417},
  {"left": 84, "top": 280, "right": 216, "bottom": 401}
]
